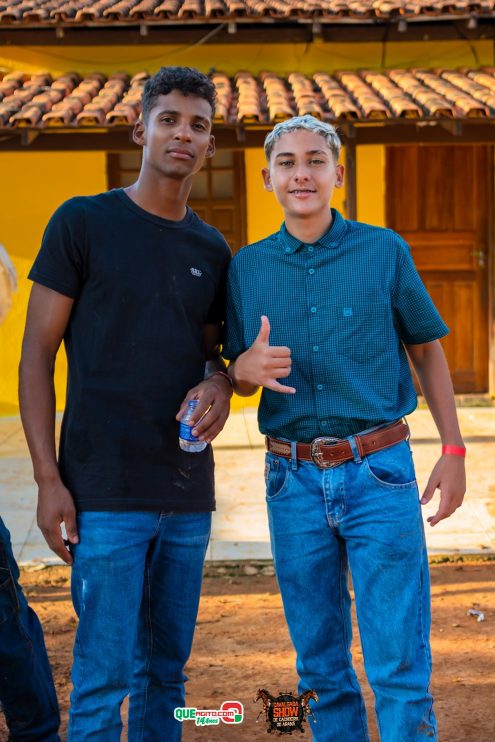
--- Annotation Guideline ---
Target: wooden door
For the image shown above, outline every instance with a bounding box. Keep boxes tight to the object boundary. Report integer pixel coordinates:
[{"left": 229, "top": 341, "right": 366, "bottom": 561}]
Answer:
[{"left": 386, "top": 145, "right": 491, "bottom": 394}]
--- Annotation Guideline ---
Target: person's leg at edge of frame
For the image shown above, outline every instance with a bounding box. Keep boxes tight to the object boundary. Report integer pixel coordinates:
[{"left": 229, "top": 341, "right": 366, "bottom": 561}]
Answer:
[
  {"left": 128, "top": 511, "right": 211, "bottom": 742},
  {"left": 68, "top": 511, "right": 162, "bottom": 742},
  {"left": 342, "top": 438, "right": 437, "bottom": 742},
  {"left": 265, "top": 451, "right": 370, "bottom": 742},
  {"left": 0, "top": 516, "right": 61, "bottom": 742}
]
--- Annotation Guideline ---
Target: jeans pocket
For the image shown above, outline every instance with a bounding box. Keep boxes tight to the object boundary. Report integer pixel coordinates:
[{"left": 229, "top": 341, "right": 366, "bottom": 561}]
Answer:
[
  {"left": 363, "top": 440, "right": 417, "bottom": 489},
  {"left": 265, "top": 454, "right": 292, "bottom": 501}
]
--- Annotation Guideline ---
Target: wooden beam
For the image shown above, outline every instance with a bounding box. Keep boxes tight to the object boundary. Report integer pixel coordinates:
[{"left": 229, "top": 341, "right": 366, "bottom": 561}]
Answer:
[
  {"left": 21, "top": 129, "right": 39, "bottom": 146},
  {"left": 0, "top": 18, "right": 493, "bottom": 46},
  {"left": 1, "top": 122, "right": 495, "bottom": 152},
  {"left": 0, "top": 22, "right": 312, "bottom": 46},
  {"left": 353, "top": 122, "right": 495, "bottom": 145},
  {"left": 344, "top": 139, "right": 357, "bottom": 221}
]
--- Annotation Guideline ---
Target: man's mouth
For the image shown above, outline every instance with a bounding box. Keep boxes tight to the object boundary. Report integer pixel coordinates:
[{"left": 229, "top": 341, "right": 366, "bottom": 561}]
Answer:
[
  {"left": 289, "top": 189, "right": 316, "bottom": 196},
  {"left": 167, "top": 148, "right": 194, "bottom": 160}
]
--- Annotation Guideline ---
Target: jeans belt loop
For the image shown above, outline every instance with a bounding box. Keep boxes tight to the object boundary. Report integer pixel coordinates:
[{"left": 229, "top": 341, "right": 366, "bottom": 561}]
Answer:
[
  {"left": 347, "top": 435, "right": 362, "bottom": 464},
  {"left": 290, "top": 441, "right": 298, "bottom": 471}
]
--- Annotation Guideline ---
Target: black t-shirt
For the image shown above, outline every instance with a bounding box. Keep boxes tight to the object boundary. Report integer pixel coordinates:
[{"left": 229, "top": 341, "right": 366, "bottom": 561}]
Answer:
[{"left": 29, "top": 189, "right": 231, "bottom": 512}]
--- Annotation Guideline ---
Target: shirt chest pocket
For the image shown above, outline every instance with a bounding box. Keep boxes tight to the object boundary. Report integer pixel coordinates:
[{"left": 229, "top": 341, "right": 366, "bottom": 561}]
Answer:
[{"left": 332, "top": 302, "right": 392, "bottom": 364}]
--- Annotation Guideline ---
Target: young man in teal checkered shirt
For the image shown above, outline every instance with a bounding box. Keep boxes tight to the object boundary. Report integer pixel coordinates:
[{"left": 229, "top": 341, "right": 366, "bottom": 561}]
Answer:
[{"left": 224, "top": 116, "right": 466, "bottom": 741}]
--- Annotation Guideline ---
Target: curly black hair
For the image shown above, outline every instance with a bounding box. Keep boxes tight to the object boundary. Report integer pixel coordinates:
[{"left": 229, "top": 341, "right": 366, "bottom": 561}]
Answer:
[{"left": 141, "top": 66, "right": 216, "bottom": 121}]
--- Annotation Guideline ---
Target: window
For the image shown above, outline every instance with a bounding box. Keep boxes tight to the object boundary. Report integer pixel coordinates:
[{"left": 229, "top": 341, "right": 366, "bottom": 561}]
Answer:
[{"left": 107, "top": 149, "right": 247, "bottom": 254}]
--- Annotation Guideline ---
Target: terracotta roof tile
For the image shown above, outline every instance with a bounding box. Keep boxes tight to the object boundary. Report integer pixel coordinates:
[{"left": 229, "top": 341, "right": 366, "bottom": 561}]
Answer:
[
  {"left": 287, "top": 72, "right": 325, "bottom": 118},
  {"left": 2, "top": 0, "right": 495, "bottom": 24},
  {"left": 2, "top": 68, "right": 495, "bottom": 130},
  {"left": 313, "top": 72, "right": 360, "bottom": 119},
  {"left": 337, "top": 71, "right": 390, "bottom": 118},
  {"left": 439, "top": 70, "right": 495, "bottom": 112},
  {"left": 75, "top": 0, "right": 116, "bottom": 21},
  {"left": 361, "top": 70, "right": 422, "bottom": 117},
  {"left": 129, "top": 0, "right": 162, "bottom": 18},
  {"left": 235, "top": 71, "right": 264, "bottom": 122},
  {"left": 388, "top": 69, "right": 456, "bottom": 116},
  {"left": 414, "top": 69, "right": 489, "bottom": 116},
  {"left": 153, "top": 0, "right": 181, "bottom": 19},
  {"left": 261, "top": 71, "right": 296, "bottom": 121},
  {"left": 51, "top": 0, "right": 86, "bottom": 20},
  {"left": 211, "top": 71, "right": 233, "bottom": 122}
]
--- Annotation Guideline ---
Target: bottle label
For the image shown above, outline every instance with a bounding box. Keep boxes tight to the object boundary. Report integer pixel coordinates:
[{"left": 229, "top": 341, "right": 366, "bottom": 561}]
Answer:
[{"left": 179, "top": 421, "right": 200, "bottom": 442}]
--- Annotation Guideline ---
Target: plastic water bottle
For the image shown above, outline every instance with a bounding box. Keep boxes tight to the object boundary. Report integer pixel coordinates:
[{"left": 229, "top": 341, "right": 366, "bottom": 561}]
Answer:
[{"left": 179, "top": 399, "right": 207, "bottom": 452}]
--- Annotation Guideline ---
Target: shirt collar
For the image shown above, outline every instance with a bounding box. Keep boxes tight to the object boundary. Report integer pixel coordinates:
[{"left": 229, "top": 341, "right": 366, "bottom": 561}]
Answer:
[{"left": 278, "top": 209, "right": 348, "bottom": 254}]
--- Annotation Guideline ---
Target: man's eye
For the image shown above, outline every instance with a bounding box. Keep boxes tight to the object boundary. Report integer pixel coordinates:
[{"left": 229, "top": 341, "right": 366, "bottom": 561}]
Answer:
[
  {"left": 193, "top": 123, "right": 207, "bottom": 131},
  {"left": 279, "top": 160, "right": 293, "bottom": 167},
  {"left": 161, "top": 117, "right": 175, "bottom": 124},
  {"left": 309, "top": 159, "right": 324, "bottom": 165}
]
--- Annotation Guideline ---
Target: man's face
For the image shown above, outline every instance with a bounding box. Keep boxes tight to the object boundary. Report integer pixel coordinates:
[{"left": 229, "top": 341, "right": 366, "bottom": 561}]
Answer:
[
  {"left": 262, "top": 129, "right": 344, "bottom": 220},
  {"left": 136, "top": 90, "right": 215, "bottom": 180}
]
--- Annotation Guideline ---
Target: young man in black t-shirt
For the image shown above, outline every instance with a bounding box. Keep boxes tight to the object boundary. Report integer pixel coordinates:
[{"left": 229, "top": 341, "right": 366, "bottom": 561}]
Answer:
[{"left": 19, "top": 67, "right": 232, "bottom": 741}]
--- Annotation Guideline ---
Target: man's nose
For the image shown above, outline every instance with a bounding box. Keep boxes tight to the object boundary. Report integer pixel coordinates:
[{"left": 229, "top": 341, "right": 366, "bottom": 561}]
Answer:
[
  {"left": 293, "top": 166, "right": 310, "bottom": 181},
  {"left": 173, "top": 124, "right": 192, "bottom": 141}
]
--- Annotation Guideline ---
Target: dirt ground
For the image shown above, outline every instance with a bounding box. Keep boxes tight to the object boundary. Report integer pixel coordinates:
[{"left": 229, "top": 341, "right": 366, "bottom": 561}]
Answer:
[{"left": 1, "top": 560, "right": 494, "bottom": 742}]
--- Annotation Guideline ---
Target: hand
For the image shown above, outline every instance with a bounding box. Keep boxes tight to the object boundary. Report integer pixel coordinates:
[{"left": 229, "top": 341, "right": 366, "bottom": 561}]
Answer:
[
  {"left": 420, "top": 455, "right": 466, "bottom": 526},
  {"left": 37, "top": 477, "right": 78, "bottom": 565},
  {"left": 176, "top": 374, "right": 232, "bottom": 443},
  {"left": 235, "top": 316, "right": 295, "bottom": 394}
]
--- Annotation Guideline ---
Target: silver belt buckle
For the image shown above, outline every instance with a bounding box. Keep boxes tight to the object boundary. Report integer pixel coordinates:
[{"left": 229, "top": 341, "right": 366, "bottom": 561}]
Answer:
[{"left": 310, "top": 436, "right": 342, "bottom": 469}]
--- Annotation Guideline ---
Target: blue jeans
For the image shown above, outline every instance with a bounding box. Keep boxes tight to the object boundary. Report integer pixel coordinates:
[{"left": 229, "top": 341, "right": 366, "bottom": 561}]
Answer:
[
  {"left": 68, "top": 510, "right": 211, "bottom": 741},
  {"left": 266, "top": 439, "right": 436, "bottom": 742},
  {"left": 0, "top": 517, "right": 60, "bottom": 742}
]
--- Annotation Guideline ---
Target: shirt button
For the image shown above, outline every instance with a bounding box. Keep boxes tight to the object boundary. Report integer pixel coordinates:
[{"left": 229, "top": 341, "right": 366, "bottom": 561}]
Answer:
[
  {"left": 313, "top": 345, "right": 319, "bottom": 352},
  {"left": 308, "top": 246, "right": 314, "bottom": 253},
  {"left": 308, "top": 268, "right": 315, "bottom": 275},
  {"left": 285, "top": 247, "right": 291, "bottom": 253},
  {"left": 317, "top": 384, "right": 323, "bottom": 391},
  {"left": 310, "top": 306, "right": 317, "bottom": 313},
  {"left": 321, "top": 421, "right": 328, "bottom": 428}
]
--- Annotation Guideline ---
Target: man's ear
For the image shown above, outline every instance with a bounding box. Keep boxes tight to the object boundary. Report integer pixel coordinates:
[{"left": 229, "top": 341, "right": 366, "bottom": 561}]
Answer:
[
  {"left": 132, "top": 118, "right": 146, "bottom": 147},
  {"left": 262, "top": 167, "right": 273, "bottom": 192},
  {"left": 335, "top": 164, "right": 345, "bottom": 189},
  {"left": 206, "top": 134, "right": 216, "bottom": 159}
]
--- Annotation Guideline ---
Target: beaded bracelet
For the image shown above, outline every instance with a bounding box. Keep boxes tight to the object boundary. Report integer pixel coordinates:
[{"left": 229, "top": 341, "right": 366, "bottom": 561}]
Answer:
[{"left": 441, "top": 445, "right": 466, "bottom": 458}]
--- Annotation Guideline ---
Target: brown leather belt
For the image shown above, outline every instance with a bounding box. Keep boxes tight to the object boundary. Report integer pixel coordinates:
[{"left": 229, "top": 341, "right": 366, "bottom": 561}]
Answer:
[{"left": 266, "top": 420, "right": 409, "bottom": 469}]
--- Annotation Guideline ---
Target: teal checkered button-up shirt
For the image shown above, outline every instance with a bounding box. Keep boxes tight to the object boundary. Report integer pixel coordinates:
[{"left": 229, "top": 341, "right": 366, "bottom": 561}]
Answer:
[{"left": 224, "top": 209, "right": 448, "bottom": 442}]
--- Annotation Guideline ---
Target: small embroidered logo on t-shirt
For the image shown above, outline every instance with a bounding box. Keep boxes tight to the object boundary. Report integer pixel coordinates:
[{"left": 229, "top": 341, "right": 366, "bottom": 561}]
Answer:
[
  {"left": 343, "top": 308, "right": 353, "bottom": 317},
  {"left": 190, "top": 267, "right": 203, "bottom": 277}
]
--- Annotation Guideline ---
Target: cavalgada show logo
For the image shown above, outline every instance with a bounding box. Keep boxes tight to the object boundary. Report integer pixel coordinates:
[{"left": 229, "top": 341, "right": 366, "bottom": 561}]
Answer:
[{"left": 255, "top": 688, "right": 318, "bottom": 734}]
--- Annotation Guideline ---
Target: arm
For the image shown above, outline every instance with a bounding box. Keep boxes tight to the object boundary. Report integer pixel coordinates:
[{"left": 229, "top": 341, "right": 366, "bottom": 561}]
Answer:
[
  {"left": 19, "top": 283, "right": 78, "bottom": 564},
  {"left": 228, "top": 360, "right": 260, "bottom": 398},
  {"left": 228, "top": 316, "right": 295, "bottom": 397},
  {"left": 405, "top": 339, "right": 466, "bottom": 526},
  {"left": 175, "top": 323, "right": 232, "bottom": 443}
]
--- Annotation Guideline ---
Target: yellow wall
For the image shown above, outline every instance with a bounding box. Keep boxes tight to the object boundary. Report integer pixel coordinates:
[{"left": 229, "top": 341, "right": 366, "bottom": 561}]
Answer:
[
  {"left": 0, "top": 152, "right": 107, "bottom": 413},
  {"left": 357, "top": 145, "right": 386, "bottom": 227},
  {"left": 1, "top": 39, "right": 492, "bottom": 77}
]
